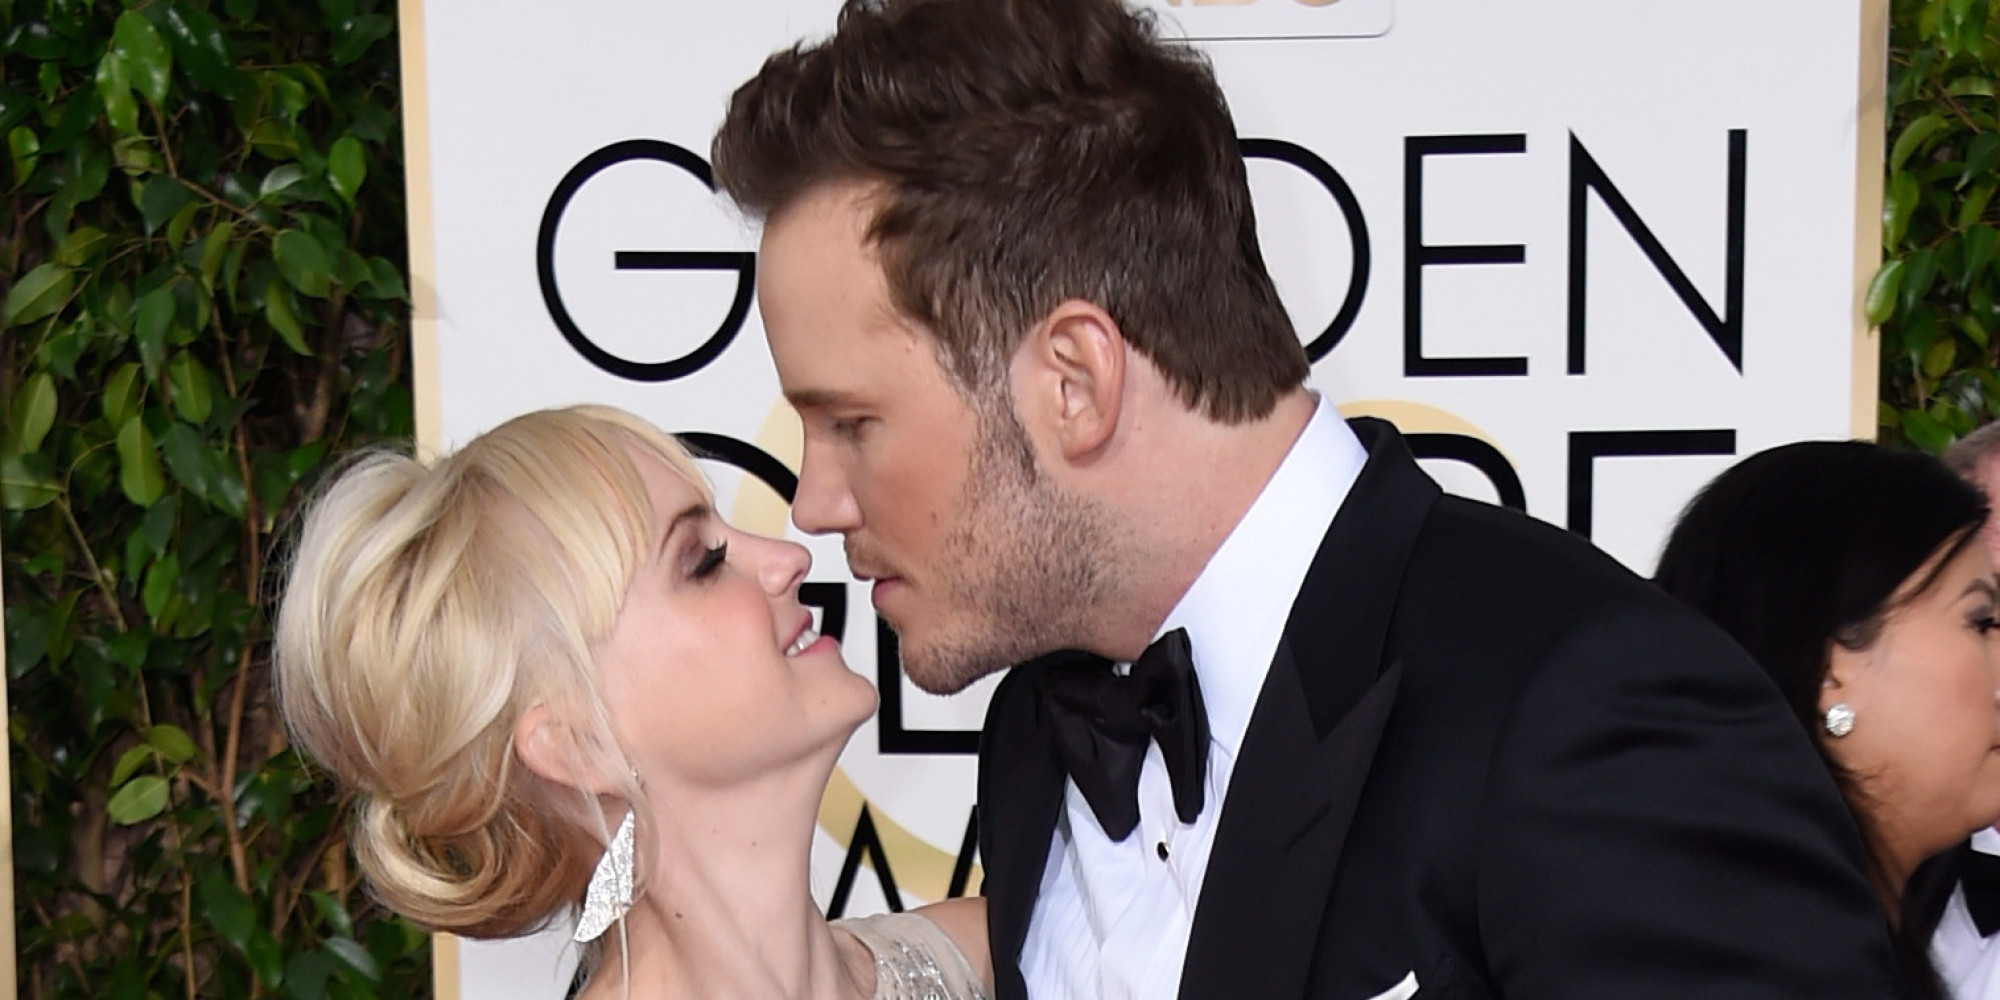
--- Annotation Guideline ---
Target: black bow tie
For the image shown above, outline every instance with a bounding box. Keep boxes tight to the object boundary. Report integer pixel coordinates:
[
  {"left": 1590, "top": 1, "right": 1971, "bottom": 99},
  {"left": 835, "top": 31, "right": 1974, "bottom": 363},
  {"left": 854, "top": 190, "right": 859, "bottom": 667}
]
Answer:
[
  {"left": 1964, "top": 846, "right": 2000, "bottom": 937},
  {"left": 1040, "top": 628, "right": 1210, "bottom": 841}
]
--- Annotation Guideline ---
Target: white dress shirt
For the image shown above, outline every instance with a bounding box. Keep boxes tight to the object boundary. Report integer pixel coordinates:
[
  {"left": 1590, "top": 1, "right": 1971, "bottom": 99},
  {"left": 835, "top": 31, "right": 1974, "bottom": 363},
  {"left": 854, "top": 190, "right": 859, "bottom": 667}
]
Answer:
[
  {"left": 1935, "top": 828, "right": 2000, "bottom": 1000},
  {"left": 1018, "top": 394, "right": 1368, "bottom": 1000}
]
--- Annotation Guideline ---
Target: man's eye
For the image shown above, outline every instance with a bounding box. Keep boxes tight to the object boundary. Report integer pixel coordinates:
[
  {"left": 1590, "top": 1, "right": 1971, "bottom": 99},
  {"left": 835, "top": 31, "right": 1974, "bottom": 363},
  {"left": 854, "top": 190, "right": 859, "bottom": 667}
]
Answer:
[
  {"left": 691, "top": 542, "right": 727, "bottom": 580},
  {"left": 830, "top": 417, "right": 867, "bottom": 439}
]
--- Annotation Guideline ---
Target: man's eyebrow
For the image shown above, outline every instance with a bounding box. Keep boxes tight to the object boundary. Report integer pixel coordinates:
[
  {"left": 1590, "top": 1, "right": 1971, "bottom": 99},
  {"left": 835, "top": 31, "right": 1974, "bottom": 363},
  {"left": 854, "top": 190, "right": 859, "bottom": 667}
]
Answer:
[{"left": 784, "top": 388, "right": 867, "bottom": 411}]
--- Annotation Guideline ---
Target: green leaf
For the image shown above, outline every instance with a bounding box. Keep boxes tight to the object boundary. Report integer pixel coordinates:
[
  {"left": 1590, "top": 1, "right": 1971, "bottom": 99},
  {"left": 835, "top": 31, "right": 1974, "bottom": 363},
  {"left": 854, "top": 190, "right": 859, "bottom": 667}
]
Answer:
[
  {"left": 1963, "top": 312, "right": 1991, "bottom": 350},
  {"left": 134, "top": 285, "right": 176, "bottom": 379},
  {"left": 166, "top": 352, "right": 213, "bottom": 425},
  {"left": 102, "top": 362, "right": 143, "bottom": 427},
  {"left": 8, "top": 125, "right": 39, "bottom": 187},
  {"left": 106, "top": 775, "right": 169, "bottom": 824},
  {"left": 1949, "top": 75, "right": 1997, "bottom": 98},
  {"left": 1902, "top": 248, "right": 1940, "bottom": 317},
  {"left": 1964, "top": 133, "right": 2000, "bottom": 190},
  {"left": 167, "top": 201, "right": 202, "bottom": 251},
  {"left": 1924, "top": 336, "right": 1958, "bottom": 377},
  {"left": 158, "top": 2, "right": 246, "bottom": 98},
  {"left": 286, "top": 950, "right": 333, "bottom": 1000},
  {"left": 308, "top": 891, "right": 356, "bottom": 939},
  {"left": 260, "top": 163, "right": 307, "bottom": 201},
  {"left": 324, "top": 937, "right": 381, "bottom": 983},
  {"left": 198, "top": 867, "right": 257, "bottom": 952},
  {"left": 1891, "top": 112, "right": 1948, "bottom": 173},
  {"left": 138, "top": 494, "right": 177, "bottom": 560},
  {"left": 117, "top": 415, "right": 165, "bottom": 506},
  {"left": 1966, "top": 225, "right": 2000, "bottom": 290},
  {"left": 328, "top": 135, "right": 365, "bottom": 204},
  {"left": 142, "top": 552, "right": 180, "bottom": 622},
  {"left": 1886, "top": 170, "right": 1921, "bottom": 249},
  {"left": 56, "top": 226, "right": 111, "bottom": 266},
  {"left": 331, "top": 14, "right": 393, "bottom": 66},
  {"left": 140, "top": 176, "right": 195, "bottom": 235},
  {"left": 112, "top": 134, "right": 163, "bottom": 175},
  {"left": 4, "top": 262, "right": 74, "bottom": 327},
  {"left": 363, "top": 257, "right": 408, "bottom": 302},
  {"left": 247, "top": 930, "right": 285, "bottom": 988},
  {"left": 145, "top": 724, "right": 197, "bottom": 763},
  {"left": 1866, "top": 258, "right": 1905, "bottom": 326},
  {"left": 264, "top": 281, "right": 311, "bottom": 354},
  {"left": 10, "top": 372, "right": 56, "bottom": 454},
  {"left": 1903, "top": 407, "right": 1955, "bottom": 454},
  {"left": 93, "top": 51, "right": 138, "bottom": 137},
  {"left": 200, "top": 221, "right": 235, "bottom": 290},
  {"left": 1961, "top": 181, "right": 1995, "bottom": 229},
  {"left": 113, "top": 11, "right": 174, "bottom": 105},
  {"left": 274, "top": 229, "right": 332, "bottom": 297},
  {"left": 0, "top": 452, "right": 60, "bottom": 510},
  {"left": 109, "top": 744, "right": 153, "bottom": 787},
  {"left": 160, "top": 422, "right": 212, "bottom": 497}
]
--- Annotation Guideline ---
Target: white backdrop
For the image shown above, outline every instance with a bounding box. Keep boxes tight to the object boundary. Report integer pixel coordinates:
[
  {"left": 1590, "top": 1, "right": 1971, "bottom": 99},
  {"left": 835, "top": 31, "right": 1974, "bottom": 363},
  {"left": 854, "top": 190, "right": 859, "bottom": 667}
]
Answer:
[{"left": 397, "top": 1, "right": 1886, "bottom": 995}]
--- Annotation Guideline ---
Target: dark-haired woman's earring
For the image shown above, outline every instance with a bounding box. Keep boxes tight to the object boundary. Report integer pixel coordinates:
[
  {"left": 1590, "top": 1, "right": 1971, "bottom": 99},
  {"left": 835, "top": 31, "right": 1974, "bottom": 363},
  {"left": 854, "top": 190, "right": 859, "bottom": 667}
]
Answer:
[
  {"left": 573, "top": 811, "right": 635, "bottom": 943},
  {"left": 1823, "top": 703, "right": 1855, "bottom": 738}
]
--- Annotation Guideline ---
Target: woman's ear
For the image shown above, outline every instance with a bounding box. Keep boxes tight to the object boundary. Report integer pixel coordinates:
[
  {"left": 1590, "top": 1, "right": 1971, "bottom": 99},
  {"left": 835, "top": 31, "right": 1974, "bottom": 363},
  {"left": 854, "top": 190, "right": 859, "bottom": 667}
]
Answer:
[
  {"left": 1819, "top": 642, "right": 1868, "bottom": 717},
  {"left": 514, "top": 704, "right": 621, "bottom": 795}
]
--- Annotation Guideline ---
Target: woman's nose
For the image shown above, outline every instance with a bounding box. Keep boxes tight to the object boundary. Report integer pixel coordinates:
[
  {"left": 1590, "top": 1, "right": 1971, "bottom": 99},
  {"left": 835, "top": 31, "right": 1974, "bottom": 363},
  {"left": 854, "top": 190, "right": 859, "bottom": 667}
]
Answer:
[{"left": 755, "top": 533, "right": 812, "bottom": 596}]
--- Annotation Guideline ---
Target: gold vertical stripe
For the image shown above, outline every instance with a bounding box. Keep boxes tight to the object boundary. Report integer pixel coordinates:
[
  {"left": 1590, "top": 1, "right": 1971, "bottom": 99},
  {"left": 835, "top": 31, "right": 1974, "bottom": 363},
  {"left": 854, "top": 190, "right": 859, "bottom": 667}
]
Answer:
[
  {"left": 402, "top": 0, "right": 443, "bottom": 465},
  {"left": 1854, "top": 0, "right": 1889, "bottom": 441},
  {"left": 395, "top": 0, "right": 453, "bottom": 994}
]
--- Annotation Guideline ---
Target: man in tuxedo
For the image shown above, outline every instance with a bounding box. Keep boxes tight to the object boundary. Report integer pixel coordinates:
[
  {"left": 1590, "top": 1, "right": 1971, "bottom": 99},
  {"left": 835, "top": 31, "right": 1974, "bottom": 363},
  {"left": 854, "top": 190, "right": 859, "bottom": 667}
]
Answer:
[{"left": 713, "top": 0, "right": 1896, "bottom": 996}]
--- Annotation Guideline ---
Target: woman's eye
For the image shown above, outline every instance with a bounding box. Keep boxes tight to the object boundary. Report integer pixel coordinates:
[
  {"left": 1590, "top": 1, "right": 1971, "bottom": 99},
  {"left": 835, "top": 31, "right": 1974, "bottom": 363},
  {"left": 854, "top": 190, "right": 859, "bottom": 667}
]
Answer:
[
  {"left": 691, "top": 542, "right": 728, "bottom": 580},
  {"left": 1975, "top": 614, "right": 1998, "bottom": 635}
]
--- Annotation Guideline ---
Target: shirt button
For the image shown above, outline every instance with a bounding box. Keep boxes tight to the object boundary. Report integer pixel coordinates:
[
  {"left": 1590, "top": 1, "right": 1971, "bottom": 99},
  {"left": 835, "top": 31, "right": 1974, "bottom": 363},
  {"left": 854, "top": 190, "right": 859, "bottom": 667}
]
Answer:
[{"left": 1157, "top": 841, "right": 1171, "bottom": 861}]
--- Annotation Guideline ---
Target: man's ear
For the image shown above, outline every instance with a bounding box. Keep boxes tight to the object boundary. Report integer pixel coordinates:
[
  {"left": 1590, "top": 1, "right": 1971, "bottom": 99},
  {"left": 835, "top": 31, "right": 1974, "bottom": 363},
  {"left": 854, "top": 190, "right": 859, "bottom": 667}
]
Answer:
[
  {"left": 514, "top": 704, "right": 620, "bottom": 795},
  {"left": 1016, "top": 299, "right": 1126, "bottom": 460}
]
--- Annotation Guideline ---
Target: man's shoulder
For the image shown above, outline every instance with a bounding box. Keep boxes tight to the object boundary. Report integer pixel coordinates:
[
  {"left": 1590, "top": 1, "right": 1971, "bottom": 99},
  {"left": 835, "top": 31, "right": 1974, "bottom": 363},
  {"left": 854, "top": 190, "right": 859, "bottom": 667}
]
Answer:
[{"left": 1381, "top": 493, "right": 1729, "bottom": 677}]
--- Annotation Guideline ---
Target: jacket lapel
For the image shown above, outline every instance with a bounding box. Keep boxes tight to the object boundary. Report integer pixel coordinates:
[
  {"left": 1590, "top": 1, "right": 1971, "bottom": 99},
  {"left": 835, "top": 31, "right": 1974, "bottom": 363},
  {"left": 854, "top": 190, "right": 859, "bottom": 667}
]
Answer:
[
  {"left": 979, "top": 652, "right": 1094, "bottom": 997},
  {"left": 1179, "top": 418, "right": 1441, "bottom": 999}
]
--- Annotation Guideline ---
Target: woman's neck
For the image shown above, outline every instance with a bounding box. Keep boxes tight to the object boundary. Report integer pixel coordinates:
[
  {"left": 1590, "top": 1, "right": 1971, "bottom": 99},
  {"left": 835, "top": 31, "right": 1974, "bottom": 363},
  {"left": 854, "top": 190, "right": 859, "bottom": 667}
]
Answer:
[{"left": 579, "top": 766, "right": 875, "bottom": 1000}]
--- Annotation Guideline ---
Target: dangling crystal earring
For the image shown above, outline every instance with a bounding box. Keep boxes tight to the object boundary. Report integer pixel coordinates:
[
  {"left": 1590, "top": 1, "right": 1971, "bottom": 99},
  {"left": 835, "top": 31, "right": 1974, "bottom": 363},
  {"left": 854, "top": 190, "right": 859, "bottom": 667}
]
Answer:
[
  {"left": 574, "top": 811, "right": 635, "bottom": 942},
  {"left": 1824, "top": 703, "right": 1856, "bottom": 738}
]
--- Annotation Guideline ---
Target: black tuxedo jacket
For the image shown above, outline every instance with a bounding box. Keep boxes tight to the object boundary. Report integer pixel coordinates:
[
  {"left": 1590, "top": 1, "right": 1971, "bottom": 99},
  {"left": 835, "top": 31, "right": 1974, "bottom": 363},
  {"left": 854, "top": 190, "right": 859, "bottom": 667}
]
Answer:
[{"left": 978, "top": 419, "right": 1896, "bottom": 999}]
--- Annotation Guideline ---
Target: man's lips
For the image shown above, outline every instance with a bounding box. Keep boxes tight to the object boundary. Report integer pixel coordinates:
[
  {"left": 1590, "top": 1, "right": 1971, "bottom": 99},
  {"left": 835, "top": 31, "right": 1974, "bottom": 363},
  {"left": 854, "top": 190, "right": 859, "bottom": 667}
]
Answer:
[{"left": 868, "top": 577, "right": 904, "bottom": 609}]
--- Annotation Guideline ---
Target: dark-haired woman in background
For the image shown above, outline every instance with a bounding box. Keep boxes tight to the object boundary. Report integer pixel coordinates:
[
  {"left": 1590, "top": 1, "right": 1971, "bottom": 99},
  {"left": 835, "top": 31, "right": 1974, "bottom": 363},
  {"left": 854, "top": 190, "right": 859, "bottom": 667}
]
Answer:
[{"left": 1656, "top": 441, "right": 2000, "bottom": 999}]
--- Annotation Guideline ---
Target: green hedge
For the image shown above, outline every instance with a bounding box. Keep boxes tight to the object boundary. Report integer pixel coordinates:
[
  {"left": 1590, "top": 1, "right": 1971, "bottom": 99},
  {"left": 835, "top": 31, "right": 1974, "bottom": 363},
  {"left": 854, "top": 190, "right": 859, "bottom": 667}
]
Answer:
[
  {"left": 1879, "top": 0, "right": 2000, "bottom": 448},
  {"left": 1, "top": 1, "right": 424, "bottom": 997}
]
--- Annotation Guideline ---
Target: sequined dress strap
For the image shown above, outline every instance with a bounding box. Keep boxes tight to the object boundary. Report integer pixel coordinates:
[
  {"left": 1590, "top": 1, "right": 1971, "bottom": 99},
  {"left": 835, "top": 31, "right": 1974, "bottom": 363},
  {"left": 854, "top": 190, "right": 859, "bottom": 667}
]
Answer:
[{"left": 833, "top": 911, "right": 992, "bottom": 1000}]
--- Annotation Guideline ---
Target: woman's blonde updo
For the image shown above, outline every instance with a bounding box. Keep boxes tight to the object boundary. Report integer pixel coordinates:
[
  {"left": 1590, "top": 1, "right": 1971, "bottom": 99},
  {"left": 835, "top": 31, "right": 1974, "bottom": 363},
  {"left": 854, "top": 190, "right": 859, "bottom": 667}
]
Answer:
[{"left": 273, "top": 405, "right": 708, "bottom": 937}]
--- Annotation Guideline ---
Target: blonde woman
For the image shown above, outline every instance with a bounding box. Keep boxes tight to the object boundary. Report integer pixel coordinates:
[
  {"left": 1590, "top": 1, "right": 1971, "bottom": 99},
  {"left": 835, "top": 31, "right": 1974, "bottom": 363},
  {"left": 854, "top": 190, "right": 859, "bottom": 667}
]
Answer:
[{"left": 273, "top": 405, "right": 990, "bottom": 1000}]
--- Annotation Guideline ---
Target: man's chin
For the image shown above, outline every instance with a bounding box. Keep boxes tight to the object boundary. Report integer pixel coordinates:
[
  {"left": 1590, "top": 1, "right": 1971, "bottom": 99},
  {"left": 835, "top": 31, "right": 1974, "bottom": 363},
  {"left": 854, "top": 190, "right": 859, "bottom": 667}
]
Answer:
[{"left": 894, "top": 631, "right": 1009, "bottom": 695}]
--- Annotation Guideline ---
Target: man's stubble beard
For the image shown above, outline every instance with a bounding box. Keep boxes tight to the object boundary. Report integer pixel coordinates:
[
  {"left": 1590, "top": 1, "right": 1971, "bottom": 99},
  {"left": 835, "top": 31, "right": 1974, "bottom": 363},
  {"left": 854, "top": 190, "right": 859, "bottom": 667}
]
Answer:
[{"left": 896, "top": 406, "right": 1124, "bottom": 695}]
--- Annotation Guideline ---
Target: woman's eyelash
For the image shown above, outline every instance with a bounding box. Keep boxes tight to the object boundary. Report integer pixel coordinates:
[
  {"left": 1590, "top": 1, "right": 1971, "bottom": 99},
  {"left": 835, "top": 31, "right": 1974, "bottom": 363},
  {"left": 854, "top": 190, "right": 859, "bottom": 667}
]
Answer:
[
  {"left": 692, "top": 542, "right": 728, "bottom": 579},
  {"left": 1976, "top": 614, "right": 1998, "bottom": 635}
]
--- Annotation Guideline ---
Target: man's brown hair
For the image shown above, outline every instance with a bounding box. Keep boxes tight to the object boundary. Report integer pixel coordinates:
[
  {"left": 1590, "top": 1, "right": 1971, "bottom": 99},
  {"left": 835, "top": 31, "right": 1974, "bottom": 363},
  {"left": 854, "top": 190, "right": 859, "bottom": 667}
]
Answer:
[{"left": 712, "top": 0, "right": 1310, "bottom": 423}]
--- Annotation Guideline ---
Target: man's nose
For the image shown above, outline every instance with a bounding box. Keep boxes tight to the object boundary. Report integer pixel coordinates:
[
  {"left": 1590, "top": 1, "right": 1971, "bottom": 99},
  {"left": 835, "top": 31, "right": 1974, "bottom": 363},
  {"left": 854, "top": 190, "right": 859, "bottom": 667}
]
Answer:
[{"left": 790, "top": 448, "right": 862, "bottom": 536}]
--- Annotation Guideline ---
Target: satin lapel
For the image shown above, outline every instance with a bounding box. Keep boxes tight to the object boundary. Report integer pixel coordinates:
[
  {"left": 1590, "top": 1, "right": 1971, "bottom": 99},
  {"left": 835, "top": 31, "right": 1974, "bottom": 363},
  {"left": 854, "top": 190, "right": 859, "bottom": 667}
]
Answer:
[
  {"left": 1180, "top": 648, "right": 1404, "bottom": 1000},
  {"left": 1178, "top": 419, "right": 1441, "bottom": 999},
  {"left": 978, "top": 654, "right": 1086, "bottom": 994}
]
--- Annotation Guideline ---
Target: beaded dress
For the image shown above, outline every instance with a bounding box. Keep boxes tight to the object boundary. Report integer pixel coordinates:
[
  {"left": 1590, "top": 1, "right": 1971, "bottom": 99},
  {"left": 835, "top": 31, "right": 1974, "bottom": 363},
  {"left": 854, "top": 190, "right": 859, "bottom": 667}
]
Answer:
[{"left": 835, "top": 912, "right": 992, "bottom": 1000}]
